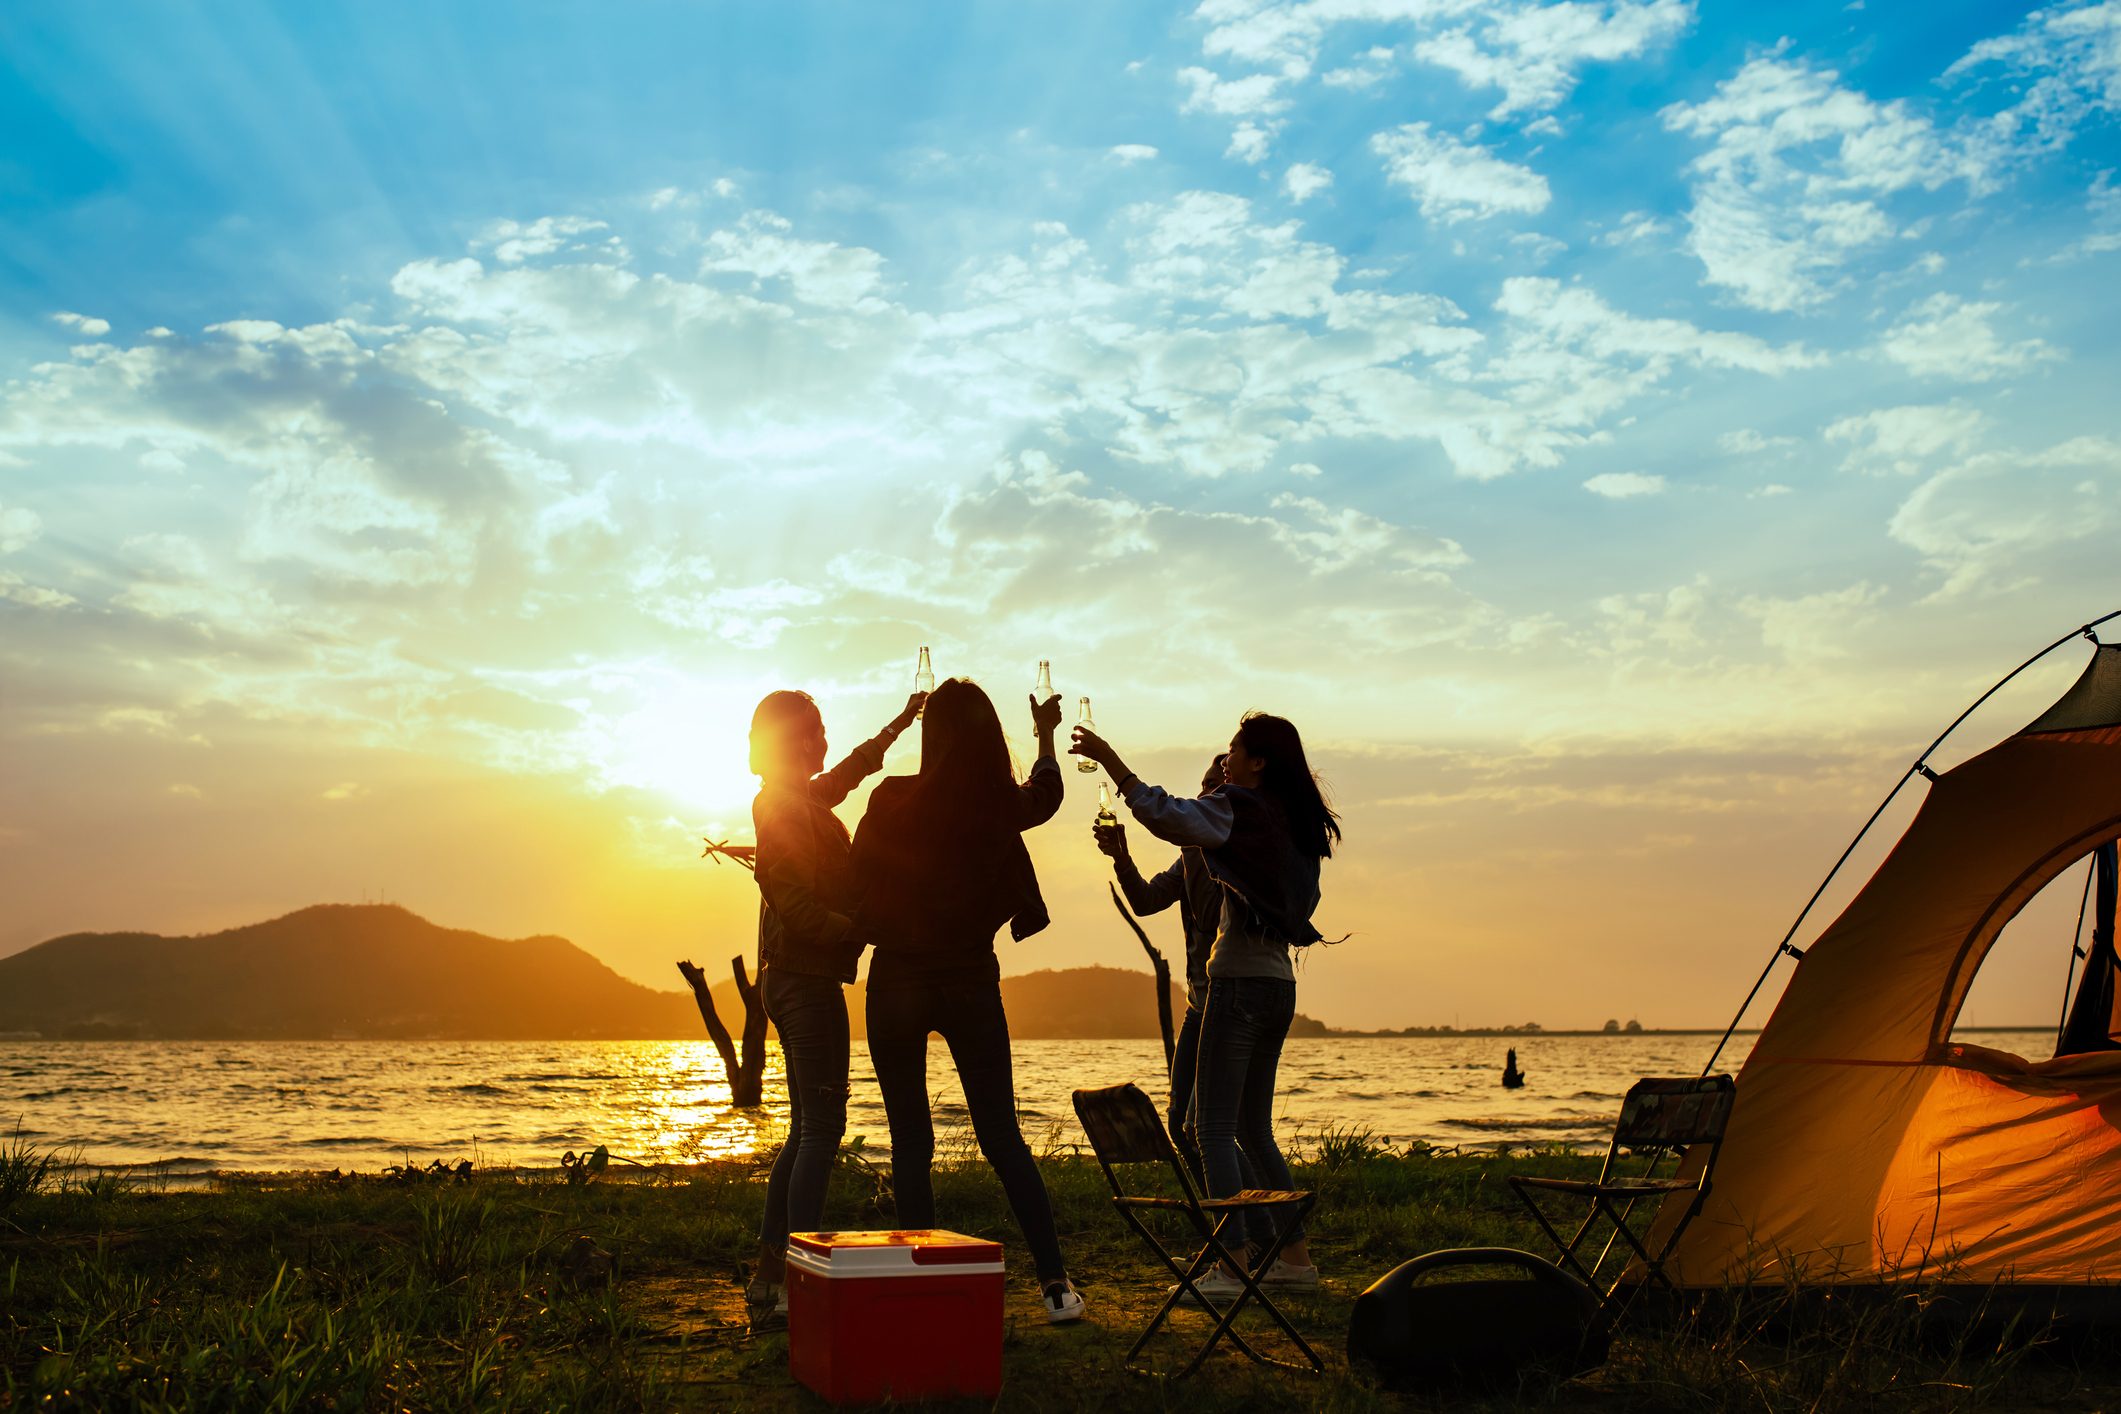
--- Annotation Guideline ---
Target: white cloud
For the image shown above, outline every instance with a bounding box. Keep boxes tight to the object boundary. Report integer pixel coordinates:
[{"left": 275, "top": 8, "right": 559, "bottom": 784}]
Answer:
[
  {"left": 0, "top": 570, "right": 73, "bottom": 609},
  {"left": 1740, "top": 582, "right": 1883, "bottom": 661},
  {"left": 1949, "top": 1, "right": 2121, "bottom": 159},
  {"left": 1890, "top": 435, "right": 2121, "bottom": 598},
  {"left": 1494, "top": 278, "right": 1818, "bottom": 374},
  {"left": 51, "top": 312, "right": 111, "bottom": 337},
  {"left": 1323, "top": 45, "right": 1397, "bottom": 88},
  {"left": 2043, "top": 170, "right": 2121, "bottom": 261},
  {"left": 1416, "top": 0, "right": 1695, "bottom": 117},
  {"left": 1371, "top": 123, "right": 1551, "bottom": 222},
  {"left": 0, "top": 501, "right": 42, "bottom": 553},
  {"left": 1878, "top": 293, "right": 2059, "bottom": 381},
  {"left": 1598, "top": 210, "right": 1672, "bottom": 246},
  {"left": 1583, "top": 470, "right": 1667, "bottom": 498},
  {"left": 1178, "top": 65, "right": 1290, "bottom": 116},
  {"left": 1227, "top": 121, "right": 1275, "bottom": 164},
  {"left": 1284, "top": 162, "right": 1333, "bottom": 202},
  {"left": 1193, "top": 1, "right": 1691, "bottom": 116},
  {"left": 1661, "top": 56, "right": 1990, "bottom": 310},
  {"left": 1109, "top": 144, "right": 1161, "bottom": 164},
  {"left": 477, "top": 216, "right": 612, "bottom": 265},
  {"left": 1823, "top": 403, "right": 1987, "bottom": 475},
  {"left": 1718, "top": 428, "right": 1797, "bottom": 455},
  {"left": 700, "top": 211, "right": 890, "bottom": 311}
]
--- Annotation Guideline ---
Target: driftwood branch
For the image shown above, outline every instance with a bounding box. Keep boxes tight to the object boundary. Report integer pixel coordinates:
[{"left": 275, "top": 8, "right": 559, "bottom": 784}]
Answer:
[
  {"left": 677, "top": 957, "right": 767, "bottom": 1108},
  {"left": 1110, "top": 884, "right": 1175, "bottom": 1072},
  {"left": 700, "top": 838, "right": 757, "bottom": 872}
]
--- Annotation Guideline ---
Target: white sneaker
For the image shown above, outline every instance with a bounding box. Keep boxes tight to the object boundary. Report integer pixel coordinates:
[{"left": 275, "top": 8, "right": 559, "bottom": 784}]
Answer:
[
  {"left": 1043, "top": 1278, "right": 1085, "bottom": 1324},
  {"left": 1260, "top": 1259, "right": 1320, "bottom": 1290},
  {"left": 1174, "top": 1266, "right": 1247, "bottom": 1304}
]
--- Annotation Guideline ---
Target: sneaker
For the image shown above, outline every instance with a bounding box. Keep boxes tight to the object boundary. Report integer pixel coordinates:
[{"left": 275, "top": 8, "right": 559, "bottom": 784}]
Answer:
[
  {"left": 1043, "top": 1278, "right": 1085, "bottom": 1325},
  {"left": 745, "top": 1280, "right": 786, "bottom": 1333},
  {"left": 1174, "top": 1266, "right": 1248, "bottom": 1304},
  {"left": 1260, "top": 1259, "right": 1320, "bottom": 1290}
]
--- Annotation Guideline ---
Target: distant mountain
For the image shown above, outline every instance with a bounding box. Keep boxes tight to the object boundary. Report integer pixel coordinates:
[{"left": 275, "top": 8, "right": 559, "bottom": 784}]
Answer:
[
  {"left": 0, "top": 905, "right": 698, "bottom": 1040},
  {"left": 0, "top": 905, "right": 1327, "bottom": 1041}
]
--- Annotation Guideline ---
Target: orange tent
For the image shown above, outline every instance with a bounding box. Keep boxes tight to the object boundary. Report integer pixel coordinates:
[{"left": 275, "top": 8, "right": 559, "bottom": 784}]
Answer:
[{"left": 1668, "top": 640, "right": 2121, "bottom": 1291}]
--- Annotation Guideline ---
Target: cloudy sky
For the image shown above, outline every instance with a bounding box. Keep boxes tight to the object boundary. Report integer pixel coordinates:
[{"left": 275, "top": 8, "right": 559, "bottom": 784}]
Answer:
[{"left": 2, "top": 0, "right": 2117, "bottom": 1032}]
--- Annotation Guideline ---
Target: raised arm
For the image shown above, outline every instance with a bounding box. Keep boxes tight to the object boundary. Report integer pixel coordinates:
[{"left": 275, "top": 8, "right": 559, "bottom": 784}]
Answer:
[
  {"left": 1114, "top": 843, "right": 1187, "bottom": 917},
  {"left": 753, "top": 790, "right": 851, "bottom": 948},
  {"left": 810, "top": 692, "right": 924, "bottom": 807},
  {"left": 1120, "top": 780, "right": 1234, "bottom": 849},
  {"left": 1011, "top": 692, "right": 1065, "bottom": 831},
  {"left": 1069, "top": 723, "right": 1235, "bottom": 849}
]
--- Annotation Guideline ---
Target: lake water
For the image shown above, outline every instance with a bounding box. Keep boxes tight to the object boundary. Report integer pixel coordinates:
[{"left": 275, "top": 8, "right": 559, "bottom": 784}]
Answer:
[{"left": 0, "top": 1031, "right": 2050, "bottom": 1176}]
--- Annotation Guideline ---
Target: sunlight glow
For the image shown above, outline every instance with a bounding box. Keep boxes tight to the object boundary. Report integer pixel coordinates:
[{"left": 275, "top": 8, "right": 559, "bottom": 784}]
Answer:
[{"left": 601, "top": 682, "right": 763, "bottom": 820}]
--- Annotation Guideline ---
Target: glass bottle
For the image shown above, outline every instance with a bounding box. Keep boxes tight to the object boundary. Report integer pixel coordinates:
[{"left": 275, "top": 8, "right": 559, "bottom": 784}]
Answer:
[
  {"left": 1095, "top": 778, "right": 1118, "bottom": 826},
  {"left": 1034, "top": 659, "right": 1053, "bottom": 701},
  {"left": 1077, "top": 696, "right": 1098, "bottom": 773},
  {"left": 915, "top": 646, "right": 934, "bottom": 717}
]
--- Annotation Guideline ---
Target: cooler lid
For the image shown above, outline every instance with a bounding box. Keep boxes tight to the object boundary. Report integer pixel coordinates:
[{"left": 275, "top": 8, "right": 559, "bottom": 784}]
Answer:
[{"left": 787, "top": 1229, "right": 1004, "bottom": 1269}]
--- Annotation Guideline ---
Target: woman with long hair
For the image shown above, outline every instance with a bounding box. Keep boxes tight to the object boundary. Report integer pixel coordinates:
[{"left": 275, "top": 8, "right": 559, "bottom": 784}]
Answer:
[
  {"left": 745, "top": 686, "right": 923, "bottom": 1326},
  {"left": 848, "top": 679, "right": 1085, "bottom": 1324},
  {"left": 1070, "top": 711, "right": 1340, "bottom": 1296}
]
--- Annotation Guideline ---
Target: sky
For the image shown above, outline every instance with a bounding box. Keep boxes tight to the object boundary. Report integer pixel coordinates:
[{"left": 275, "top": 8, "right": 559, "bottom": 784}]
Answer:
[{"left": 1, "top": 0, "right": 2117, "bottom": 1033}]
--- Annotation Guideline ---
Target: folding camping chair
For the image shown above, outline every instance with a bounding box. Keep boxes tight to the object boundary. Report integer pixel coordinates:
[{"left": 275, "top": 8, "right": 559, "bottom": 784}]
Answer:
[
  {"left": 1072, "top": 1082, "right": 1323, "bottom": 1378},
  {"left": 1508, "top": 1074, "right": 1736, "bottom": 1319}
]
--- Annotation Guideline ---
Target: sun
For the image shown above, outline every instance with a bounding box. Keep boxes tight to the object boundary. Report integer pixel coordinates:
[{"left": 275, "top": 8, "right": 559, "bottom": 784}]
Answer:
[{"left": 602, "top": 683, "right": 763, "bottom": 826}]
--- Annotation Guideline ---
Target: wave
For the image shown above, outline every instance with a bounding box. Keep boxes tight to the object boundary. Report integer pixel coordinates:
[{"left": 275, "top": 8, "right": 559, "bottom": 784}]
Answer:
[
  {"left": 437, "top": 1083, "right": 510, "bottom": 1096},
  {"left": 1437, "top": 1116, "right": 1610, "bottom": 1133},
  {"left": 295, "top": 1136, "right": 396, "bottom": 1148}
]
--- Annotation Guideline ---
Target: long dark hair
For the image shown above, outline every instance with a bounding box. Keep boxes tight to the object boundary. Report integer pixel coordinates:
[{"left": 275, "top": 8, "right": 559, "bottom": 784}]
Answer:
[
  {"left": 1235, "top": 712, "right": 1341, "bottom": 859},
  {"left": 912, "top": 678, "right": 1017, "bottom": 825}
]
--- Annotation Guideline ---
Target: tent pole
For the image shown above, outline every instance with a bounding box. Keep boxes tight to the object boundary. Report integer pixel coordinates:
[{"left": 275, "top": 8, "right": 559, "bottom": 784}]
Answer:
[
  {"left": 1701, "top": 609, "right": 2121, "bottom": 1079},
  {"left": 2055, "top": 860, "right": 2098, "bottom": 1050}
]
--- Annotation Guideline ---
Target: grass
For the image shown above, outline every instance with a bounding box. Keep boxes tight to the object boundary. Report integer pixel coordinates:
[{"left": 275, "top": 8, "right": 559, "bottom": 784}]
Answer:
[{"left": 0, "top": 1133, "right": 2110, "bottom": 1412}]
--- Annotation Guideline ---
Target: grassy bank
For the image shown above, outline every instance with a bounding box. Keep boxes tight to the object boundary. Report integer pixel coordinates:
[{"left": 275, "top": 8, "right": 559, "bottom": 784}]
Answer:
[{"left": 0, "top": 1128, "right": 2100, "bottom": 1412}]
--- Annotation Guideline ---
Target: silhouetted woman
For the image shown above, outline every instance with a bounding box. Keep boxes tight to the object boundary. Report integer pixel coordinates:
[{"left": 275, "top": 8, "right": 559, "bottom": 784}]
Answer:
[
  {"left": 1071, "top": 711, "right": 1339, "bottom": 1295},
  {"left": 848, "top": 679, "right": 1085, "bottom": 1324},
  {"left": 746, "top": 686, "right": 922, "bottom": 1324}
]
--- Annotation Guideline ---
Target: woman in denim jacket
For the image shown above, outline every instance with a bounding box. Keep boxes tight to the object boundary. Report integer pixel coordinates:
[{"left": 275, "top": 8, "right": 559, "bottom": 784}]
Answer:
[{"left": 1070, "top": 711, "right": 1340, "bottom": 1297}]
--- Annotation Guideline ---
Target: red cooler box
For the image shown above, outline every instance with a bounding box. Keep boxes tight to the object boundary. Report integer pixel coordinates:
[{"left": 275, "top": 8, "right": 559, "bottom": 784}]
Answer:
[{"left": 785, "top": 1229, "right": 1005, "bottom": 1403}]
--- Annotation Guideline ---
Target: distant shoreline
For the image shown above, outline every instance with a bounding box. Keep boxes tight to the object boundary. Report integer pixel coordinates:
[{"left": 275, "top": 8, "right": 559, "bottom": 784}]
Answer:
[{"left": 0, "top": 1026, "right": 2056, "bottom": 1043}]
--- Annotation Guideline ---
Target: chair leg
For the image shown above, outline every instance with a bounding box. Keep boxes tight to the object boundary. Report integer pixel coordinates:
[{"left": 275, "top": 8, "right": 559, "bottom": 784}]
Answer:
[
  {"left": 1511, "top": 1181, "right": 1605, "bottom": 1291},
  {"left": 1113, "top": 1207, "right": 1215, "bottom": 1364},
  {"left": 1172, "top": 1199, "right": 1322, "bottom": 1377}
]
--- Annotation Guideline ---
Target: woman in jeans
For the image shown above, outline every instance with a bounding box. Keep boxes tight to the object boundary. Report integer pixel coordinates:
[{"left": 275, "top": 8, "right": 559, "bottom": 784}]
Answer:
[
  {"left": 745, "top": 687, "right": 922, "bottom": 1324},
  {"left": 848, "top": 679, "right": 1085, "bottom": 1324},
  {"left": 1070, "top": 712, "right": 1340, "bottom": 1296}
]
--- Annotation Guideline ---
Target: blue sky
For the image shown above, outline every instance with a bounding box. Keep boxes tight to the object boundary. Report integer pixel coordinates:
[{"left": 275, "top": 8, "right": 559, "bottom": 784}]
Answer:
[{"left": 1, "top": 0, "right": 2117, "bottom": 1029}]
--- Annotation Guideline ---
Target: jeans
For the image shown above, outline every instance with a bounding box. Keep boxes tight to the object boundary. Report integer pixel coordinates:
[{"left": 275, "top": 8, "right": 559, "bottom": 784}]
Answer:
[
  {"left": 867, "top": 969, "right": 1068, "bottom": 1283},
  {"left": 1191, "top": 975, "right": 1300, "bottom": 1252},
  {"left": 758, "top": 966, "right": 850, "bottom": 1256},
  {"left": 1169, "top": 999, "right": 1205, "bottom": 1181}
]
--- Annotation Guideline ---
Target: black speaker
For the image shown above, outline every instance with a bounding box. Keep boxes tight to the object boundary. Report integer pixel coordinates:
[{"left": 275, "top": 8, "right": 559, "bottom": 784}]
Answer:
[{"left": 1347, "top": 1247, "right": 1609, "bottom": 1390}]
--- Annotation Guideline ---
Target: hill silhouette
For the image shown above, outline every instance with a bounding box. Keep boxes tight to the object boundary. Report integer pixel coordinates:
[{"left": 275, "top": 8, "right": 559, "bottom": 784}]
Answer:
[{"left": 0, "top": 905, "right": 1325, "bottom": 1040}]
